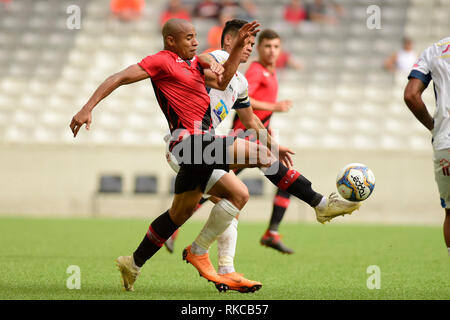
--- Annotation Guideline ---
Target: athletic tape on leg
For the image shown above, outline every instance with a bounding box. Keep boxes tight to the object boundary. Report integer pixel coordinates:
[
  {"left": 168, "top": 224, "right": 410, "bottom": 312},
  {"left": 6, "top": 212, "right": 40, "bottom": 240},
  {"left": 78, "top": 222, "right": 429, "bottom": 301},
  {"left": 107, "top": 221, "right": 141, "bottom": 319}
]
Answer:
[{"left": 193, "top": 200, "right": 240, "bottom": 251}]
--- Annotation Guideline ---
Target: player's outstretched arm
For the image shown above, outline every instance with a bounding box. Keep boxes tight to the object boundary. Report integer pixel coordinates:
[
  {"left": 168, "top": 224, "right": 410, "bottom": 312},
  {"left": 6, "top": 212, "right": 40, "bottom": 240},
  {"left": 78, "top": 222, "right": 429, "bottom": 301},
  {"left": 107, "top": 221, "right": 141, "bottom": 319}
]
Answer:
[
  {"left": 250, "top": 98, "right": 292, "bottom": 112},
  {"left": 205, "top": 21, "right": 260, "bottom": 91},
  {"left": 236, "top": 107, "right": 274, "bottom": 147},
  {"left": 404, "top": 78, "right": 434, "bottom": 131},
  {"left": 70, "top": 64, "right": 149, "bottom": 137},
  {"left": 235, "top": 107, "right": 294, "bottom": 168}
]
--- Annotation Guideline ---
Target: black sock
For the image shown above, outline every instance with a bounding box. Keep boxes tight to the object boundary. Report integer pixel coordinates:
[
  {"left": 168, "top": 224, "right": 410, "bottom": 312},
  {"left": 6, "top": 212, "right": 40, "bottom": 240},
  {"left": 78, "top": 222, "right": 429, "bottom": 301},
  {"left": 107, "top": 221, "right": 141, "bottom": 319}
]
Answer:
[
  {"left": 264, "top": 161, "right": 323, "bottom": 207},
  {"left": 269, "top": 189, "right": 291, "bottom": 231},
  {"left": 133, "top": 210, "right": 179, "bottom": 267}
]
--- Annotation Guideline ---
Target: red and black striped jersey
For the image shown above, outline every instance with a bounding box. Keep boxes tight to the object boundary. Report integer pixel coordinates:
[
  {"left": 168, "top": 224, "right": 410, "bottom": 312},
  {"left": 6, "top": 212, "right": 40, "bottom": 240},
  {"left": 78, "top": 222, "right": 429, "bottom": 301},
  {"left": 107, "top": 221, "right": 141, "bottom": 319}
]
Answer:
[{"left": 138, "top": 50, "right": 213, "bottom": 136}]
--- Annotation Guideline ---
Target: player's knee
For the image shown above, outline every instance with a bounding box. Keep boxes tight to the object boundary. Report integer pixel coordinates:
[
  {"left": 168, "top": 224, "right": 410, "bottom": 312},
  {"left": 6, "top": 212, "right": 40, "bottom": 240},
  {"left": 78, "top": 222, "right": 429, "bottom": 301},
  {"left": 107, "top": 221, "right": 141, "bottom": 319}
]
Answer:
[
  {"left": 230, "top": 187, "right": 249, "bottom": 210},
  {"left": 237, "top": 188, "right": 250, "bottom": 209}
]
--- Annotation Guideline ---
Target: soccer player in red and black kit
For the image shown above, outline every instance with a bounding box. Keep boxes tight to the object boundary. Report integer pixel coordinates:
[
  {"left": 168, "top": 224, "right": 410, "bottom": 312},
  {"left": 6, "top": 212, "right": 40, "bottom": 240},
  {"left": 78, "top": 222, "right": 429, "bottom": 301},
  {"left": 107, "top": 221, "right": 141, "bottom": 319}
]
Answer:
[
  {"left": 180, "top": 29, "right": 295, "bottom": 254},
  {"left": 70, "top": 19, "right": 360, "bottom": 292},
  {"left": 233, "top": 29, "right": 295, "bottom": 253}
]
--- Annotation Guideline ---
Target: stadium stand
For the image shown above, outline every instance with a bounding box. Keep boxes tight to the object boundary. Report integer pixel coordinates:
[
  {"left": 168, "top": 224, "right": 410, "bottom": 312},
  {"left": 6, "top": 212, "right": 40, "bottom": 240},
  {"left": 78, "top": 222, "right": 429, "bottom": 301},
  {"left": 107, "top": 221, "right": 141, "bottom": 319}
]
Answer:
[
  {"left": 0, "top": 0, "right": 439, "bottom": 151},
  {"left": 0, "top": 0, "right": 446, "bottom": 223}
]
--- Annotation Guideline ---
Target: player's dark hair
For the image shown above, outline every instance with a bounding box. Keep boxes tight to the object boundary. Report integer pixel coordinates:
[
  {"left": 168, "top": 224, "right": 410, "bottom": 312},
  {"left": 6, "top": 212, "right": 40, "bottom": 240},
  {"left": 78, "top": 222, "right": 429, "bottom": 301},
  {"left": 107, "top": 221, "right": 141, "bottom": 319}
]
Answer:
[
  {"left": 258, "top": 29, "right": 281, "bottom": 45},
  {"left": 220, "top": 19, "right": 248, "bottom": 48}
]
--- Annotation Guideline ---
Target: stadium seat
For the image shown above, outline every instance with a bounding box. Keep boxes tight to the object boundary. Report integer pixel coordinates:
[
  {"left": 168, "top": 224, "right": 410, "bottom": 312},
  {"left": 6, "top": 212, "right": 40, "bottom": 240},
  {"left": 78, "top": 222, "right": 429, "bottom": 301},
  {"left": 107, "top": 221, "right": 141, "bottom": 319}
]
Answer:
[
  {"left": 119, "top": 129, "right": 147, "bottom": 145},
  {"left": 327, "top": 117, "right": 352, "bottom": 133},
  {"left": 134, "top": 175, "right": 158, "bottom": 194},
  {"left": 408, "top": 135, "right": 432, "bottom": 151},
  {"left": 321, "top": 134, "right": 347, "bottom": 149},
  {"left": 351, "top": 134, "right": 377, "bottom": 150},
  {"left": 41, "top": 110, "right": 66, "bottom": 127},
  {"left": 0, "top": 0, "right": 428, "bottom": 153},
  {"left": 379, "top": 134, "right": 402, "bottom": 150},
  {"left": 293, "top": 134, "right": 317, "bottom": 148},
  {"left": 91, "top": 129, "right": 116, "bottom": 144},
  {"left": 99, "top": 175, "right": 123, "bottom": 193}
]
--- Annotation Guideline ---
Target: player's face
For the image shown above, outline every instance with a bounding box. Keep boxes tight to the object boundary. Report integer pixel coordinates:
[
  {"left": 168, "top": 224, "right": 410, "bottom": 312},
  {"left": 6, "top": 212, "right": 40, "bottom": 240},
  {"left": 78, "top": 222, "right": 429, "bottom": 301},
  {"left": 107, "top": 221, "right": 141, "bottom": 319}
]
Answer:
[
  {"left": 258, "top": 38, "right": 281, "bottom": 66},
  {"left": 174, "top": 24, "right": 199, "bottom": 60},
  {"left": 229, "top": 34, "right": 255, "bottom": 63},
  {"left": 241, "top": 36, "right": 256, "bottom": 63}
]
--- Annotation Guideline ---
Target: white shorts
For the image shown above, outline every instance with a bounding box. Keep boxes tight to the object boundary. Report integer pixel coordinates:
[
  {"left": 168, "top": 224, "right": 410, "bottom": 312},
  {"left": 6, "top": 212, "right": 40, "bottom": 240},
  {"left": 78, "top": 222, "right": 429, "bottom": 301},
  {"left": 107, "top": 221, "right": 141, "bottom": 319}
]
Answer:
[
  {"left": 165, "top": 136, "right": 227, "bottom": 195},
  {"left": 433, "top": 148, "right": 450, "bottom": 208}
]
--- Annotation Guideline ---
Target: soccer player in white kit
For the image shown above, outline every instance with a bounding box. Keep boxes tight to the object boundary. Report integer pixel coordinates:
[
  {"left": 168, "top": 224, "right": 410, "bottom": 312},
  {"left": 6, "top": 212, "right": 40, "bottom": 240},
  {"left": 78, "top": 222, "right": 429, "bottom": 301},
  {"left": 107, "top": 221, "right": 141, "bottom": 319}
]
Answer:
[{"left": 404, "top": 37, "right": 450, "bottom": 257}]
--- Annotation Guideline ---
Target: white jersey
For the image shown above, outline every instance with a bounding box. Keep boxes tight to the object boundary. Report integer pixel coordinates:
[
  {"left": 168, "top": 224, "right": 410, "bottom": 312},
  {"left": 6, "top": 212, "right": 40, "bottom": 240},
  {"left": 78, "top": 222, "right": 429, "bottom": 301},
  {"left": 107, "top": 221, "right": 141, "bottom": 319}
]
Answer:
[
  {"left": 409, "top": 37, "right": 450, "bottom": 151},
  {"left": 396, "top": 49, "right": 417, "bottom": 75},
  {"left": 208, "top": 50, "right": 251, "bottom": 128}
]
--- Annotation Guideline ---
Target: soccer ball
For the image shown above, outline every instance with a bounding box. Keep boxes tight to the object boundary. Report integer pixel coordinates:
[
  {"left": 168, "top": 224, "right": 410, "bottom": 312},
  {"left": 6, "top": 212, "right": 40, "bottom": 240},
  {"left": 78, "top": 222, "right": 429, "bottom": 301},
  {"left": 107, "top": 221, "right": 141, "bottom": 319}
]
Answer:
[{"left": 336, "top": 163, "right": 375, "bottom": 202}]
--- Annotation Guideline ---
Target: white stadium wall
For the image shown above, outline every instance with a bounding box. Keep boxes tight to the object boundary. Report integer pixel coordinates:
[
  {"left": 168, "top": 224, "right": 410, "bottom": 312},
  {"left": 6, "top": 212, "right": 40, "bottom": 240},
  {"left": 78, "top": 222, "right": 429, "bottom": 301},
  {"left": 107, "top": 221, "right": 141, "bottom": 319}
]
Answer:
[{"left": 0, "top": 143, "right": 442, "bottom": 225}]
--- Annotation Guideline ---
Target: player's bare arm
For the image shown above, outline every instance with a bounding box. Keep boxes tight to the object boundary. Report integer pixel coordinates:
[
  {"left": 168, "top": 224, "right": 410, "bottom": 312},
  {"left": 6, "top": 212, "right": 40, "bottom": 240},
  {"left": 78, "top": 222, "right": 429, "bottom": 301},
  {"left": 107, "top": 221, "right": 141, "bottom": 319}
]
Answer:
[
  {"left": 251, "top": 113, "right": 294, "bottom": 168},
  {"left": 404, "top": 77, "right": 434, "bottom": 131},
  {"left": 70, "top": 64, "right": 149, "bottom": 137},
  {"left": 235, "top": 107, "right": 294, "bottom": 168},
  {"left": 204, "top": 21, "right": 260, "bottom": 90},
  {"left": 250, "top": 97, "right": 292, "bottom": 112},
  {"left": 198, "top": 53, "right": 225, "bottom": 87},
  {"left": 383, "top": 52, "right": 398, "bottom": 73}
]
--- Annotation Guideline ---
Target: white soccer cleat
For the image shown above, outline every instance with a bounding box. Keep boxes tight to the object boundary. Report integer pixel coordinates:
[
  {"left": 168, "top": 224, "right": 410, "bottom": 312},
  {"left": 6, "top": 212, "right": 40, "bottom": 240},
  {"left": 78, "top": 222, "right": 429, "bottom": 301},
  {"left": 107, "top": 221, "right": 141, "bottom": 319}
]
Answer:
[
  {"left": 315, "top": 192, "right": 361, "bottom": 224},
  {"left": 115, "top": 256, "right": 141, "bottom": 292}
]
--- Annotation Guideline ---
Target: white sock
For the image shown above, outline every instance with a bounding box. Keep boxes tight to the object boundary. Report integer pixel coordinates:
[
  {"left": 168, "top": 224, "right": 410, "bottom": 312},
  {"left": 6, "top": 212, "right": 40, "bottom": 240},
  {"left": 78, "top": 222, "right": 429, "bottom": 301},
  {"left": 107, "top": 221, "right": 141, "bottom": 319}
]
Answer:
[
  {"left": 191, "top": 241, "right": 208, "bottom": 255},
  {"left": 315, "top": 196, "right": 327, "bottom": 210},
  {"left": 217, "top": 217, "right": 238, "bottom": 274},
  {"left": 191, "top": 199, "right": 240, "bottom": 255}
]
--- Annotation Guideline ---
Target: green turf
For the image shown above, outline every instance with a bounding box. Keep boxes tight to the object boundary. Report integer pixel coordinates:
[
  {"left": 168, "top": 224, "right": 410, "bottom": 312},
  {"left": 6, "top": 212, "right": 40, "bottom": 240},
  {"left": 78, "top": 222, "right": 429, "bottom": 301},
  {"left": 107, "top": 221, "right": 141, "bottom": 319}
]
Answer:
[{"left": 0, "top": 216, "right": 448, "bottom": 300}]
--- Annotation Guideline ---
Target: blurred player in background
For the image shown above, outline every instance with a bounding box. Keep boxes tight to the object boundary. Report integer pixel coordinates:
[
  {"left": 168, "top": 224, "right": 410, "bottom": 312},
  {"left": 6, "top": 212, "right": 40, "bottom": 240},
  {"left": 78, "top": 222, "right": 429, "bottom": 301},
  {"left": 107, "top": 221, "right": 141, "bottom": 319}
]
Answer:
[
  {"left": 385, "top": 37, "right": 417, "bottom": 84},
  {"left": 233, "top": 29, "right": 295, "bottom": 254},
  {"left": 110, "top": 0, "right": 145, "bottom": 22},
  {"left": 404, "top": 37, "right": 450, "bottom": 257}
]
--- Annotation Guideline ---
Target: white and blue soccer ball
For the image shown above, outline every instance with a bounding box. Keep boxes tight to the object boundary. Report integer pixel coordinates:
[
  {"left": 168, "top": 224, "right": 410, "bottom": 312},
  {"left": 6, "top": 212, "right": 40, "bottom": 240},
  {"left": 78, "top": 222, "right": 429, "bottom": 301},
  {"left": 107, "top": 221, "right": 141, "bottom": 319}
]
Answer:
[{"left": 336, "top": 163, "right": 375, "bottom": 202}]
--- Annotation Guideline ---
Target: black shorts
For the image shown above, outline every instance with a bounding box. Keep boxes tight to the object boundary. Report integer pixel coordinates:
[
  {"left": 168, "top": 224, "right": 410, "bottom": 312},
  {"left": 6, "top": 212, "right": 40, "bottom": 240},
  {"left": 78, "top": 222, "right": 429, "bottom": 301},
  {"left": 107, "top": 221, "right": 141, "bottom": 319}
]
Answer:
[
  {"left": 172, "top": 133, "right": 235, "bottom": 194},
  {"left": 174, "top": 165, "right": 214, "bottom": 194}
]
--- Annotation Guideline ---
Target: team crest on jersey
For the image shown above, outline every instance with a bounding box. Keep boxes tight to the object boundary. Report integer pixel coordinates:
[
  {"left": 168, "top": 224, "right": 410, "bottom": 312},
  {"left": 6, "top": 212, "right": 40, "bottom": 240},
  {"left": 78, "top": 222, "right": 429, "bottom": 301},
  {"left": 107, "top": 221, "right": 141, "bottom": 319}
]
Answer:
[{"left": 213, "top": 99, "right": 229, "bottom": 122}]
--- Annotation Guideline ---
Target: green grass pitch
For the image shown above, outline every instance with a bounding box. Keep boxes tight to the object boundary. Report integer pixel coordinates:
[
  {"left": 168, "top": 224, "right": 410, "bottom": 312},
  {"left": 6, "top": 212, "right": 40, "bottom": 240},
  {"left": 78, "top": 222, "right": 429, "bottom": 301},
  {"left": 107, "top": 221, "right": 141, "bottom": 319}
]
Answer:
[{"left": 0, "top": 216, "right": 448, "bottom": 300}]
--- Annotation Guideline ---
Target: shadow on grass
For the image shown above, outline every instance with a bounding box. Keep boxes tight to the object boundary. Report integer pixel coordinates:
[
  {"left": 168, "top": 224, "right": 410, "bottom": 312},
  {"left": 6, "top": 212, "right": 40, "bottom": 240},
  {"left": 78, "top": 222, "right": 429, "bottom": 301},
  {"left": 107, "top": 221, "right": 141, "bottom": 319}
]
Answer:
[{"left": 0, "top": 282, "right": 252, "bottom": 300}]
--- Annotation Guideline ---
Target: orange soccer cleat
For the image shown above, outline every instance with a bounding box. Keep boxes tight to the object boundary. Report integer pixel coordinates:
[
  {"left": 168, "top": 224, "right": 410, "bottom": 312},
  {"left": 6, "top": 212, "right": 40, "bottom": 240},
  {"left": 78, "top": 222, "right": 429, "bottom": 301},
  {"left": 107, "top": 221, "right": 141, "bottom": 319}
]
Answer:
[
  {"left": 215, "top": 272, "right": 262, "bottom": 293},
  {"left": 182, "top": 245, "right": 223, "bottom": 284}
]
